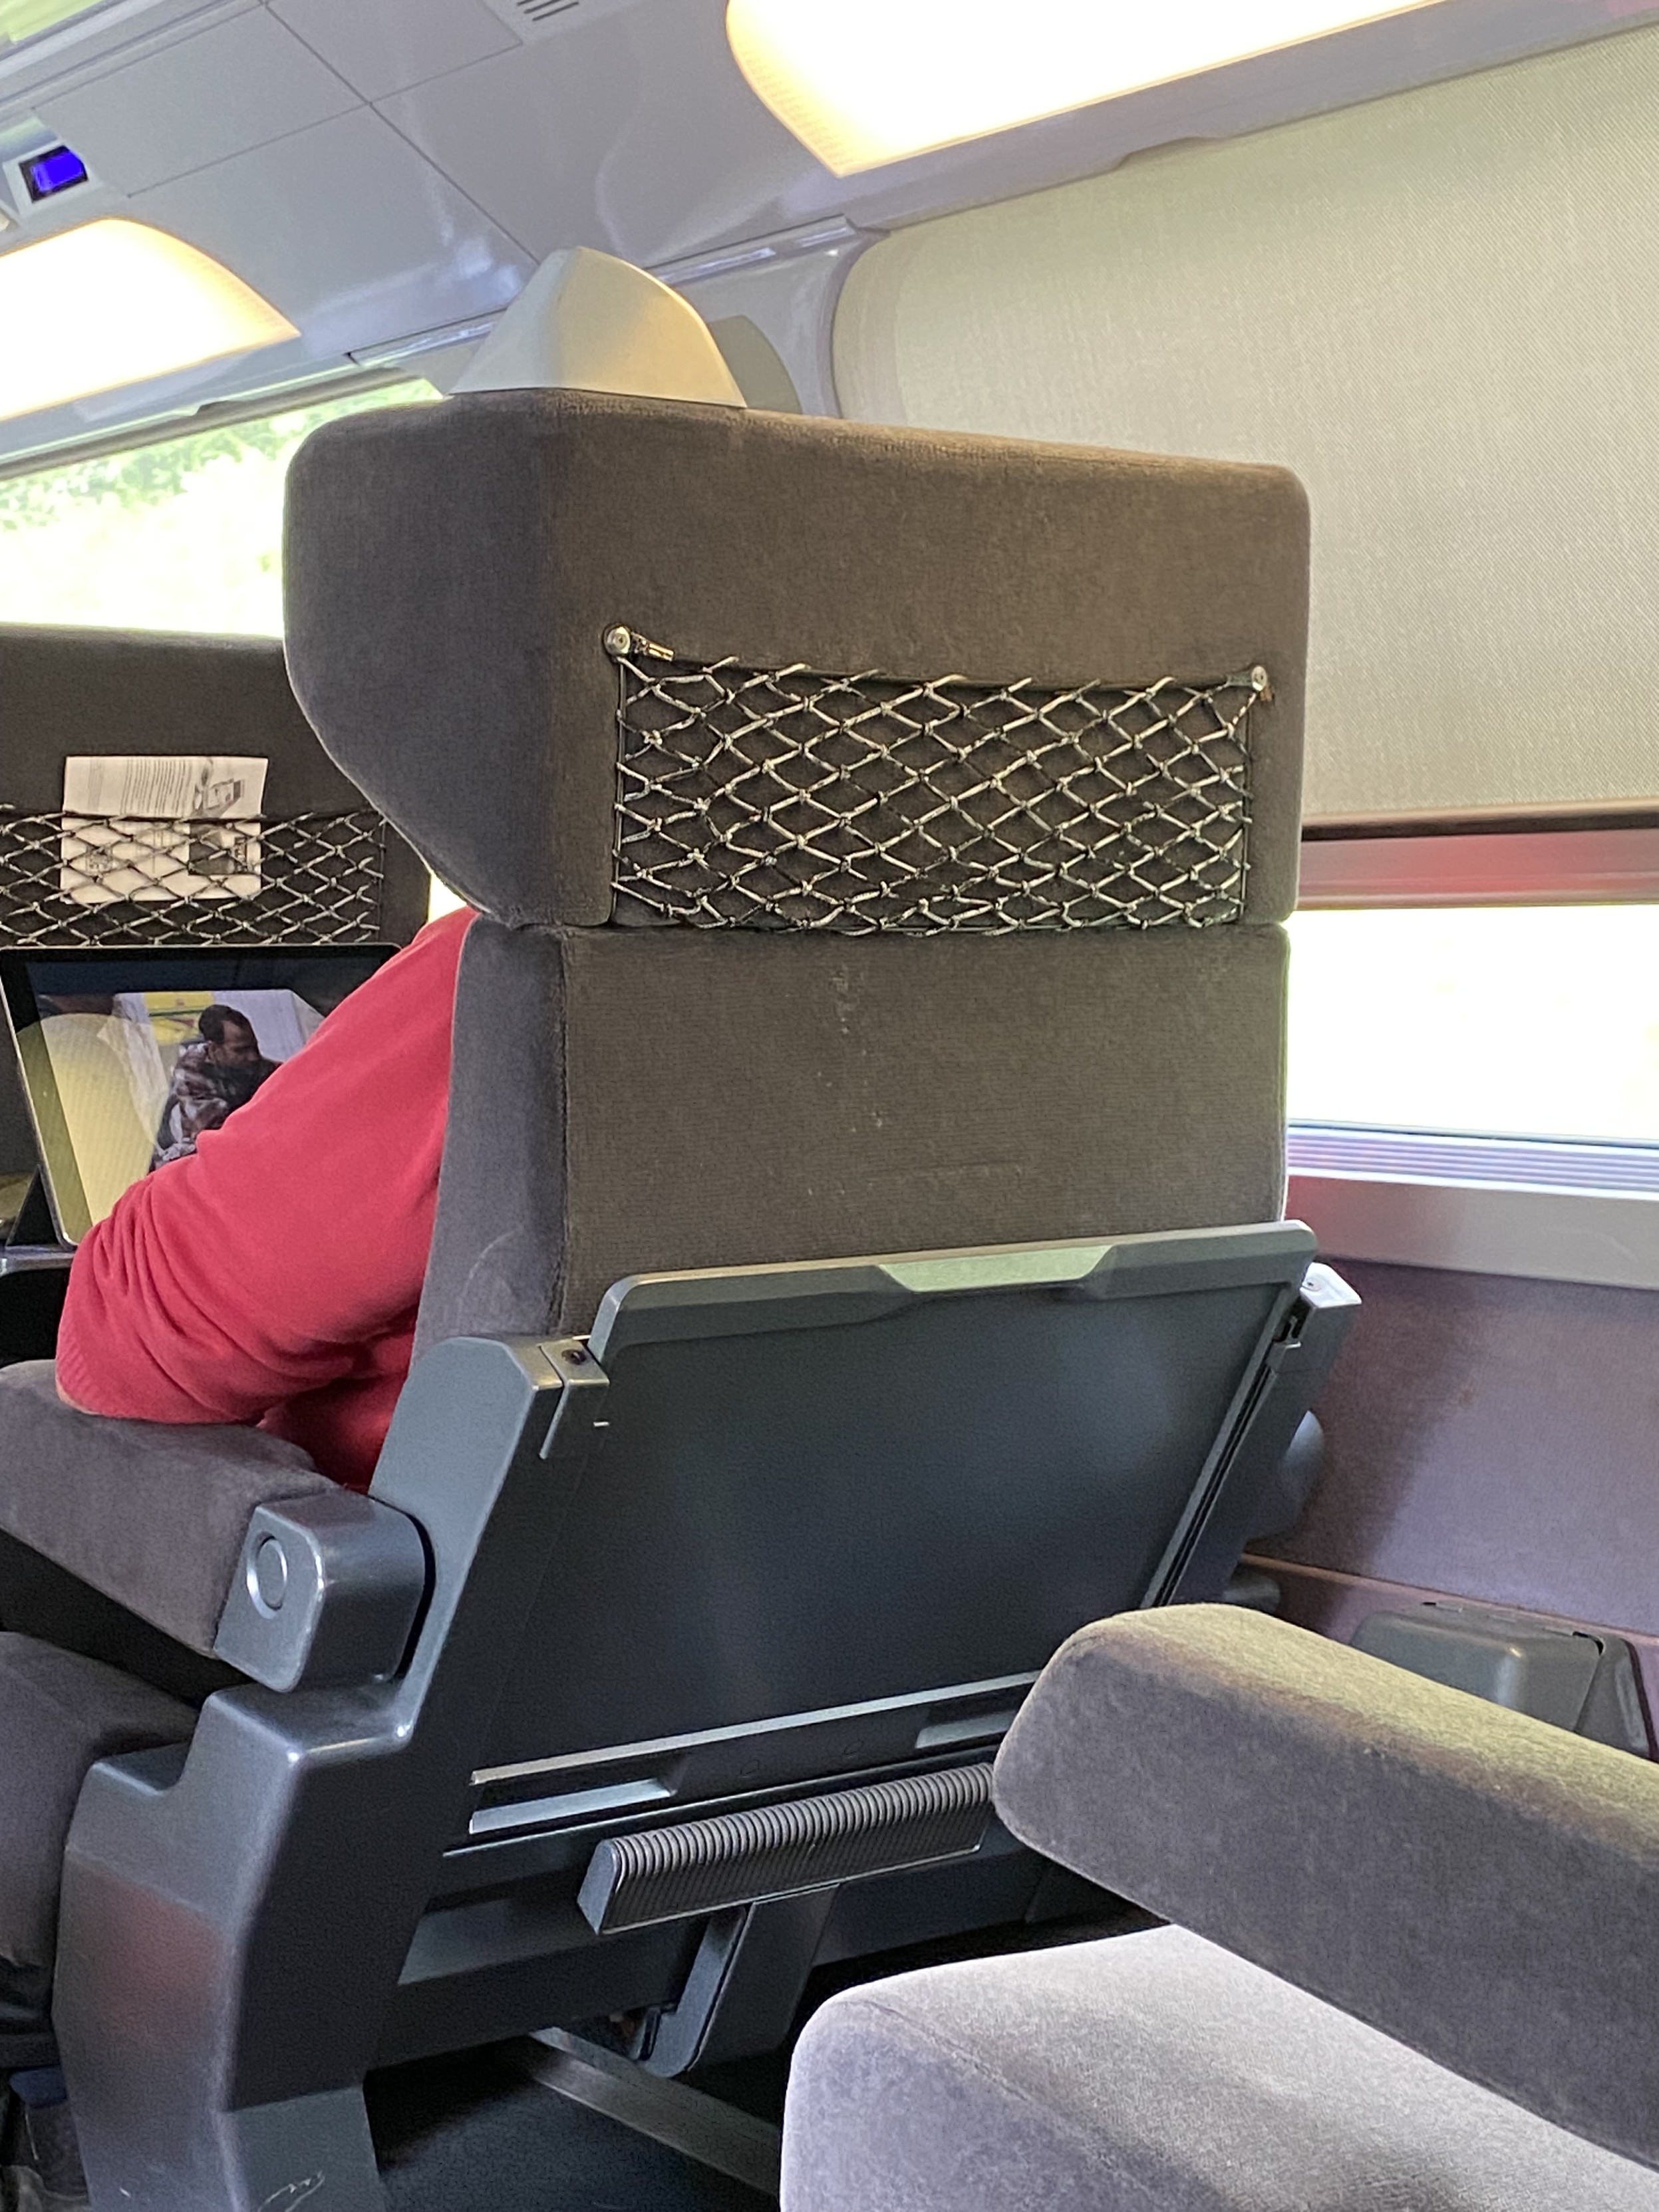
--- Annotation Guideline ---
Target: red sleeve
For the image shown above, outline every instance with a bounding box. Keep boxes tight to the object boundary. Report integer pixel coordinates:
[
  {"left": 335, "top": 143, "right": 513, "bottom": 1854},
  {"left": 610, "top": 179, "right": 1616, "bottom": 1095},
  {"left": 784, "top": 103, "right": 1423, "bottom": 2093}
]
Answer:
[{"left": 55, "top": 908, "right": 472, "bottom": 1427}]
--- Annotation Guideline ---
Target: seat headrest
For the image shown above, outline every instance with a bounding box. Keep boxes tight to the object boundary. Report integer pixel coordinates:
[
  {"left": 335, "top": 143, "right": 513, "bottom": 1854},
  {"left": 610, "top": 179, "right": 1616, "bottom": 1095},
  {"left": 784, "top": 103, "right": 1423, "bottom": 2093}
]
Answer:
[
  {"left": 283, "top": 390, "right": 1308, "bottom": 931},
  {"left": 0, "top": 625, "right": 355, "bottom": 813}
]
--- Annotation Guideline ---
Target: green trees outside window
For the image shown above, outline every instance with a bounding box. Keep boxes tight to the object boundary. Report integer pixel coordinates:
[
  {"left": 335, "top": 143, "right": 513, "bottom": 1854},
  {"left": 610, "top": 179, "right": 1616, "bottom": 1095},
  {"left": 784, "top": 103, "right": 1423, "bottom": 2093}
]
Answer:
[{"left": 0, "top": 381, "right": 435, "bottom": 636}]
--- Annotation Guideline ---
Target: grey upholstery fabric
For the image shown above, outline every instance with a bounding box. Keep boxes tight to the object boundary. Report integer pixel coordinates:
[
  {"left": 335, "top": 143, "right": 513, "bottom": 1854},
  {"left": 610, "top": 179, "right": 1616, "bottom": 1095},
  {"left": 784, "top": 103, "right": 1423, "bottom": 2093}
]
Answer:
[
  {"left": 995, "top": 1605, "right": 1659, "bottom": 2172},
  {"left": 283, "top": 391, "right": 1308, "bottom": 931},
  {"left": 287, "top": 392, "right": 1307, "bottom": 1354},
  {"left": 0, "top": 623, "right": 429, "bottom": 1175},
  {"left": 0, "top": 1633, "right": 192, "bottom": 1979},
  {"left": 0, "top": 1364, "right": 332, "bottom": 1657},
  {"left": 0, "top": 625, "right": 375, "bottom": 815},
  {"left": 416, "top": 915, "right": 1288, "bottom": 1346},
  {"left": 0, "top": 1532, "right": 241, "bottom": 1706},
  {"left": 782, "top": 1927, "right": 1659, "bottom": 2212}
]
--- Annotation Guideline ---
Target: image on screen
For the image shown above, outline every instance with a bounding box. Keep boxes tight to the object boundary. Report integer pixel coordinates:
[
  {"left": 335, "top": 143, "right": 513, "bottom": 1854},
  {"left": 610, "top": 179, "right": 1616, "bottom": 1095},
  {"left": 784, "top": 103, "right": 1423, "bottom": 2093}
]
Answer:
[
  {"left": 25, "top": 988, "right": 321, "bottom": 1226},
  {"left": 3, "top": 946, "right": 390, "bottom": 1244}
]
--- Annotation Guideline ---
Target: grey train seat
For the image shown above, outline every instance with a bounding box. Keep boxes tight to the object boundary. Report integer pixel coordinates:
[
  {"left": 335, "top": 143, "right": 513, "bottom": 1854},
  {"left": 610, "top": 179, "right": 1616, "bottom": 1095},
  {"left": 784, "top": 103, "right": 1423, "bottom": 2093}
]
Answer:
[
  {"left": 783, "top": 1606, "right": 1659, "bottom": 2212},
  {"left": 0, "top": 623, "right": 432, "bottom": 1372},
  {"left": 0, "top": 621, "right": 432, "bottom": 1190},
  {"left": 0, "top": 391, "right": 1354, "bottom": 2211}
]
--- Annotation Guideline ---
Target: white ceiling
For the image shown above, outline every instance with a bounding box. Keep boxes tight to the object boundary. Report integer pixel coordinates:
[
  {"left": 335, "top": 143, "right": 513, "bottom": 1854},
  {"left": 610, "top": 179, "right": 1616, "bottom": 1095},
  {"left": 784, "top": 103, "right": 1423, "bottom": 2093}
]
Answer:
[{"left": 1, "top": 0, "right": 1657, "bottom": 462}]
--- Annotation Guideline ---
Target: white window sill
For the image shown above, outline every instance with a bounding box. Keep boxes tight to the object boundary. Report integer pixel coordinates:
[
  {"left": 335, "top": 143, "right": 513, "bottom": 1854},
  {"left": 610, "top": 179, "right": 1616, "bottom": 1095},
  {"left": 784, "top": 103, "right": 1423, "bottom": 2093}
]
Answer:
[{"left": 1289, "top": 1168, "right": 1659, "bottom": 1292}]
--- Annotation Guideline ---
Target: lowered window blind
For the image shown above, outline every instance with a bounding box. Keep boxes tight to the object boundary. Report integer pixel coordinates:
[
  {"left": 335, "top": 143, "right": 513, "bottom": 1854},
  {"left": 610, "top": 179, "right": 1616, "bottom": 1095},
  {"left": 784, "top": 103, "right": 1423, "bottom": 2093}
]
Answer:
[{"left": 833, "top": 25, "right": 1659, "bottom": 824}]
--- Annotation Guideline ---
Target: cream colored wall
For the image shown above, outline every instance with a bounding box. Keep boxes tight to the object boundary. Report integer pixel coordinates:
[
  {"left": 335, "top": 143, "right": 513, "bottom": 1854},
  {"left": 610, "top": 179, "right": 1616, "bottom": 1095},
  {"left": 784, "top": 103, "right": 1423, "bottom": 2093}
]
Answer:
[{"left": 834, "top": 27, "right": 1659, "bottom": 822}]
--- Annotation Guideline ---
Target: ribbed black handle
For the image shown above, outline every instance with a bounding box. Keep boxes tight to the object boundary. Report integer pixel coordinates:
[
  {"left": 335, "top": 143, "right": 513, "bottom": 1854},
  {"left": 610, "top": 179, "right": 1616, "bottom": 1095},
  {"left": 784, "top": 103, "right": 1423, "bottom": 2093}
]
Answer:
[{"left": 579, "top": 1762, "right": 994, "bottom": 1933}]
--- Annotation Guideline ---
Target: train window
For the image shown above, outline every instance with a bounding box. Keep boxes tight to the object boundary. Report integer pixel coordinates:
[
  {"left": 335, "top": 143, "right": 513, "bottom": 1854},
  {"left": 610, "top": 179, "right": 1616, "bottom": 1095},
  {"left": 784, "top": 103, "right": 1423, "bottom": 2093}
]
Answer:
[
  {"left": 1286, "top": 903, "right": 1659, "bottom": 1150},
  {"left": 0, "top": 379, "right": 436, "bottom": 635}
]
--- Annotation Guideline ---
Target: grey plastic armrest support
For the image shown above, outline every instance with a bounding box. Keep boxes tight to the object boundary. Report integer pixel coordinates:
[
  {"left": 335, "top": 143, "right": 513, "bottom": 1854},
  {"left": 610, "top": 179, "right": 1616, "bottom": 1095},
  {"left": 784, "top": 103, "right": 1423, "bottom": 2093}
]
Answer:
[
  {"left": 995, "top": 1605, "right": 1659, "bottom": 2174},
  {"left": 0, "top": 1362, "right": 426, "bottom": 1690},
  {"left": 214, "top": 1492, "right": 428, "bottom": 1690}
]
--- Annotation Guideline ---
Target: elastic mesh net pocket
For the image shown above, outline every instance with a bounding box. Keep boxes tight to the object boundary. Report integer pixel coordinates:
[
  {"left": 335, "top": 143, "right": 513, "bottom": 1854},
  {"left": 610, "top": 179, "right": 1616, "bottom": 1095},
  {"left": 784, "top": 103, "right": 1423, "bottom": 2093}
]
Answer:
[
  {"left": 607, "top": 628, "right": 1266, "bottom": 934},
  {"left": 0, "top": 808, "right": 389, "bottom": 948}
]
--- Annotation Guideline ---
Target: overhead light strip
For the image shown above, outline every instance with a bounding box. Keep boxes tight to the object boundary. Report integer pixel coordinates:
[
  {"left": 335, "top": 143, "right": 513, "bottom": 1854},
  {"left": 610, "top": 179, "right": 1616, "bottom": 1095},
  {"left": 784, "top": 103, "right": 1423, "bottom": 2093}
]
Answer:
[
  {"left": 0, "top": 218, "right": 297, "bottom": 425},
  {"left": 726, "top": 0, "right": 1447, "bottom": 176}
]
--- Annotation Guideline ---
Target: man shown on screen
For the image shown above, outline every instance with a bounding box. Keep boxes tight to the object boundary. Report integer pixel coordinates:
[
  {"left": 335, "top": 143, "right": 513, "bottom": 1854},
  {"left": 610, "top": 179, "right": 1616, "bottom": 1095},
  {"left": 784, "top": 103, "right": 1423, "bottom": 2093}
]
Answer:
[
  {"left": 152, "top": 1005, "right": 280, "bottom": 1168},
  {"left": 154, "top": 1061, "right": 231, "bottom": 1166},
  {"left": 182, "top": 1005, "right": 279, "bottom": 1104}
]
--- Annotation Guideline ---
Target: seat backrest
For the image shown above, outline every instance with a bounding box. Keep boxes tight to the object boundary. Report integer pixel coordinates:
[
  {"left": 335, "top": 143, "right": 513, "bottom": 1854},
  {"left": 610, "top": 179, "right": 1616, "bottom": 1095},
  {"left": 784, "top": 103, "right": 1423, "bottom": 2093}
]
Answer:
[
  {"left": 0, "top": 624, "right": 430, "bottom": 1181},
  {"left": 43, "top": 410, "right": 1321, "bottom": 2116},
  {"left": 283, "top": 390, "right": 1309, "bottom": 1349}
]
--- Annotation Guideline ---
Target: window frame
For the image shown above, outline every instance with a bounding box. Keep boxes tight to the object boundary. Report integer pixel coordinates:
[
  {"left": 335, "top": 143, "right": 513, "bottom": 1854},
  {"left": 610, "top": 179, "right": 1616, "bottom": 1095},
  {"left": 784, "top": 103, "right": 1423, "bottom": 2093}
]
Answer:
[{"left": 0, "top": 367, "right": 418, "bottom": 488}]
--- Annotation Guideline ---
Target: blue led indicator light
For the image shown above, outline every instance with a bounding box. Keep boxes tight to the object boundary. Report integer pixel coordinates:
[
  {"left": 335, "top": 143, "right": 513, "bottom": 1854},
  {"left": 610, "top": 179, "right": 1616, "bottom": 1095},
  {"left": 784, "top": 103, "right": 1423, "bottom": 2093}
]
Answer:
[{"left": 23, "top": 146, "right": 89, "bottom": 202}]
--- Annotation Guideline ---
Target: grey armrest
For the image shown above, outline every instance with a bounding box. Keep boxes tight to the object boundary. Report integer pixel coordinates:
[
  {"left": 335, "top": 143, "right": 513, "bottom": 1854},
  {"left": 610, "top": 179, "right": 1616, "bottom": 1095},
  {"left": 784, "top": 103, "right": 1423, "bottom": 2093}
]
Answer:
[
  {"left": 0, "top": 1363, "right": 425, "bottom": 1689},
  {"left": 995, "top": 1605, "right": 1659, "bottom": 2173}
]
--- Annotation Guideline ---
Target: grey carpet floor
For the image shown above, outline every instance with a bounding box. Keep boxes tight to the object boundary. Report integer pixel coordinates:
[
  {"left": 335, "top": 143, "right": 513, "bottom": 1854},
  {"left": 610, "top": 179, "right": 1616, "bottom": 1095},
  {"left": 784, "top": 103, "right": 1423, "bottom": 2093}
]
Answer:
[
  {"left": 367, "top": 1899, "right": 1141, "bottom": 2207},
  {"left": 370, "top": 2046, "right": 774, "bottom": 2212}
]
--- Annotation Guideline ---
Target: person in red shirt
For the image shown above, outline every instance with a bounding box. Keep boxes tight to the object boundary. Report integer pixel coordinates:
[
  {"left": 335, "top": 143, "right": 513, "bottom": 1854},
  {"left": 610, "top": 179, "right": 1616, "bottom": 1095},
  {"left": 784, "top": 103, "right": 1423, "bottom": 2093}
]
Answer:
[
  {"left": 0, "top": 909, "right": 471, "bottom": 2193},
  {"left": 55, "top": 906, "right": 473, "bottom": 1492}
]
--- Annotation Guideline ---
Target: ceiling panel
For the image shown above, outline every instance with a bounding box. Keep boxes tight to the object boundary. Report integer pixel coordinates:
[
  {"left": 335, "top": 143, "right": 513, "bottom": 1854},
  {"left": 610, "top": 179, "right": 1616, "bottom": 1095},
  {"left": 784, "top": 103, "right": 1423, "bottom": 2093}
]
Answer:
[
  {"left": 812, "top": 0, "right": 1659, "bottom": 236},
  {"left": 375, "top": 11, "right": 643, "bottom": 258},
  {"left": 130, "top": 104, "right": 531, "bottom": 357},
  {"left": 0, "top": 0, "right": 244, "bottom": 106},
  {"left": 269, "top": 0, "right": 518, "bottom": 102},
  {"left": 377, "top": 0, "right": 818, "bottom": 267},
  {"left": 35, "top": 7, "right": 357, "bottom": 192},
  {"left": 382, "top": 0, "right": 1659, "bottom": 273},
  {"left": 3, "top": 0, "right": 1658, "bottom": 466}
]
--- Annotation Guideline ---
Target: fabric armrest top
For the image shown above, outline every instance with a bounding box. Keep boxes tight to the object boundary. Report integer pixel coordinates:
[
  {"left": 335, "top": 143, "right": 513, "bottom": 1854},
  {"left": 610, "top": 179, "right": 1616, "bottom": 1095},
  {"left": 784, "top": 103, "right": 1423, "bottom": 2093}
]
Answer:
[
  {"left": 994, "top": 1605, "right": 1659, "bottom": 2175},
  {"left": 0, "top": 1362, "right": 333, "bottom": 1657}
]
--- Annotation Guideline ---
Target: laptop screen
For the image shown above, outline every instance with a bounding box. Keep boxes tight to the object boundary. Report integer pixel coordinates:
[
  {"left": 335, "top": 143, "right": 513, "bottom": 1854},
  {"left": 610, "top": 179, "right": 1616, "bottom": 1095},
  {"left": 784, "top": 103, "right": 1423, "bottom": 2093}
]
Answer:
[{"left": 1, "top": 946, "right": 393, "bottom": 1245}]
